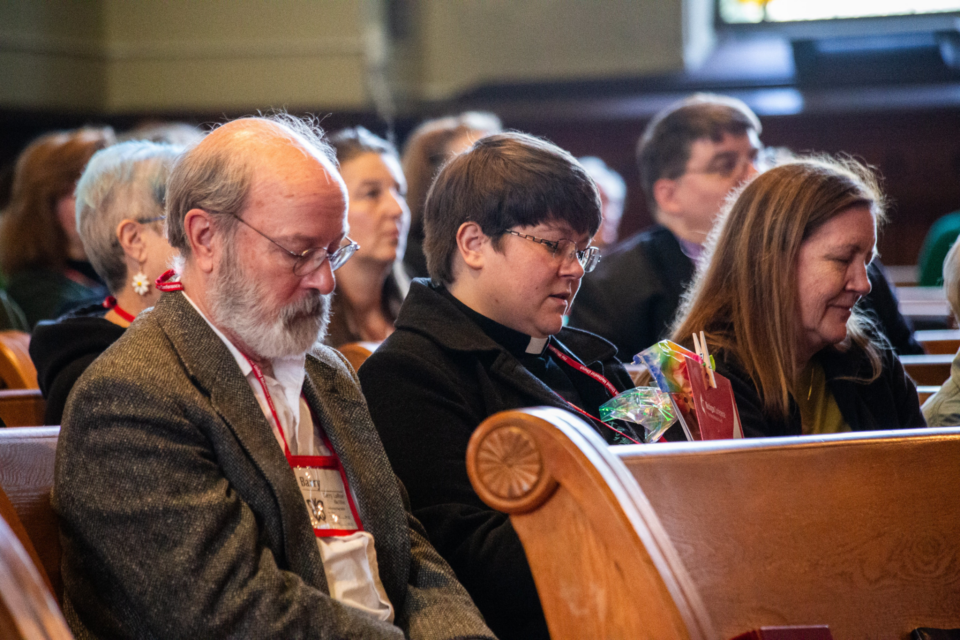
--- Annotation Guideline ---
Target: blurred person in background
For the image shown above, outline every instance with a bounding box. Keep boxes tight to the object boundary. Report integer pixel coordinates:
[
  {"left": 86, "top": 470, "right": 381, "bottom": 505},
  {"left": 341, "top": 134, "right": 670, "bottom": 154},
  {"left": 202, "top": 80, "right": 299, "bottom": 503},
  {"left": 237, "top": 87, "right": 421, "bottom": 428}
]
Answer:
[
  {"left": 0, "top": 127, "right": 115, "bottom": 327},
  {"left": 30, "top": 140, "right": 182, "bottom": 425},
  {"left": 118, "top": 120, "right": 205, "bottom": 146},
  {"left": 921, "top": 234, "right": 960, "bottom": 426},
  {"left": 671, "top": 157, "right": 924, "bottom": 437},
  {"left": 570, "top": 94, "right": 762, "bottom": 359},
  {"left": 326, "top": 127, "right": 410, "bottom": 347},
  {"left": 571, "top": 93, "right": 921, "bottom": 361},
  {"left": 578, "top": 156, "right": 626, "bottom": 248},
  {"left": 401, "top": 112, "right": 501, "bottom": 278}
]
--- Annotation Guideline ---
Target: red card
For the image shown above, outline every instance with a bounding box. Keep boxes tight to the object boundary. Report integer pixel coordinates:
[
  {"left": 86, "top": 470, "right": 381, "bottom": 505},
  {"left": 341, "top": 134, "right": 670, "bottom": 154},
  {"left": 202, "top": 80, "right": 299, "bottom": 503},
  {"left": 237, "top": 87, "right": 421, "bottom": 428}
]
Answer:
[{"left": 685, "top": 355, "right": 743, "bottom": 440}]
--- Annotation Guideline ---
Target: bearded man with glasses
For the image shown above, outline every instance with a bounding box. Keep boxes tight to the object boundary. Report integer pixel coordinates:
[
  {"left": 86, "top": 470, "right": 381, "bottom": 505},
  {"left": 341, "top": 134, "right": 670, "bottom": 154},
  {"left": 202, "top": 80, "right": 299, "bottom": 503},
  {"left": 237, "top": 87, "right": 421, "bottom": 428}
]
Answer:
[
  {"left": 358, "top": 131, "right": 641, "bottom": 640},
  {"left": 54, "top": 115, "right": 494, "bottom": 640}
]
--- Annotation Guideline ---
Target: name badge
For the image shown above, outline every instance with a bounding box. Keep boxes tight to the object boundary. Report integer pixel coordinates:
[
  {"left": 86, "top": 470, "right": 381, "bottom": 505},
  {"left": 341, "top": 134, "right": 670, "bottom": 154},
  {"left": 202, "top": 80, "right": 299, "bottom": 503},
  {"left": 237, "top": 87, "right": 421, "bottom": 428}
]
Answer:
[{"left": 290, "top": 455, "right": 363, "bottom": 537}]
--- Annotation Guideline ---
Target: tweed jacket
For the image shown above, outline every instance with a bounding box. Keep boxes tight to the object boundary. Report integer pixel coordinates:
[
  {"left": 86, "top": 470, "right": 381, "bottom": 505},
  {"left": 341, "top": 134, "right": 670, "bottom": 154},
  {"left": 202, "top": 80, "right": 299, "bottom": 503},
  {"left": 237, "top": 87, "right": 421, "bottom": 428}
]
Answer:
[{"left": 53, "top": 291, "right": 494, "bottom": 640}]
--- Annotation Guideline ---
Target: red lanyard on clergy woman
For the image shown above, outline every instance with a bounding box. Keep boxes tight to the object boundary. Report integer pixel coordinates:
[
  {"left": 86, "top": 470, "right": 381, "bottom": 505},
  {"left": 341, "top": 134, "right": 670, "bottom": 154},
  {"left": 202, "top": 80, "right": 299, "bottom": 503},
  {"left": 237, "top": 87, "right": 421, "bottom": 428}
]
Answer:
[
  {"left": 242, "top": 354, "right": 365, "bottom": 537},
  {"left": 546, "top": 344, "right": 641, "bottom": 445}
]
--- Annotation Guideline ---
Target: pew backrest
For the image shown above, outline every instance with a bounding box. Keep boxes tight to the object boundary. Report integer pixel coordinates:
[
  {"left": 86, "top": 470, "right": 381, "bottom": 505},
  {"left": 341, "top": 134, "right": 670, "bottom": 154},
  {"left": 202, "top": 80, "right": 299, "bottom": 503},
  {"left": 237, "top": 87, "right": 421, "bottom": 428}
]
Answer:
[
  {"left": 0, "top": 389, "right": 46, "bottom": 427},
  {"left": 0, "top": 332, "right": 37, "bottom": 390},
  {"left": 338, "top": 341, "right": 381, "bottom": 373},
  {"left": 914, "top": 329, "right": 960, "bottom": 355},
  {"left": 0, "top": 427, "right": 61, "bottom": 601},
  {"left": 900, "top": 353, "right": 953, "bottom": 386},
  {"left": 0, "top": 515, "right": 72, "bottom": 639},
  {"left": 468, "top": 408, "right": 960, "bottom": 640}
]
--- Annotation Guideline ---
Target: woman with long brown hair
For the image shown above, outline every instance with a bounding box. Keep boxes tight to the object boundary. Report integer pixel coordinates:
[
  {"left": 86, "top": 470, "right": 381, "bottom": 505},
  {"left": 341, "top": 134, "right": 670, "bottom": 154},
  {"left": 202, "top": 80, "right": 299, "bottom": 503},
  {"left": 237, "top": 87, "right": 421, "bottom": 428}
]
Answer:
[
  {"left": 0, "top": 127, "right": 114, "bottom": 327},
  {"left": 671, "top": 156, "right": 924, "bottom": 436},
  {"left": 325, "top": 126, "right": 410, "bottom": 347}
]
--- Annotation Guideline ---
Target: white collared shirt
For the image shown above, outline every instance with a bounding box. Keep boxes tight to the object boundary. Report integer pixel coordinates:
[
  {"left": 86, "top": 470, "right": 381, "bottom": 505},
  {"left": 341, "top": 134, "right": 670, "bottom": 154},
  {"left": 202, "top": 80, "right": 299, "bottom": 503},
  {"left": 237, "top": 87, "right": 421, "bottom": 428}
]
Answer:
[{"left": 184, "top": 293, "right": 394, "bottom": 623}]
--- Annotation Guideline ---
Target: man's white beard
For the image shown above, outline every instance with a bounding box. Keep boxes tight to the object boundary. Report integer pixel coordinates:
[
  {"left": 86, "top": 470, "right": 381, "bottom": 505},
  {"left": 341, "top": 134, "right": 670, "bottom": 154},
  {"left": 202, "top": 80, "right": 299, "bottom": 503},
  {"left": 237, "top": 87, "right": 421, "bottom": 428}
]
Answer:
[{"left": 208, "top": 243, "right": 330, "bottom": 360}]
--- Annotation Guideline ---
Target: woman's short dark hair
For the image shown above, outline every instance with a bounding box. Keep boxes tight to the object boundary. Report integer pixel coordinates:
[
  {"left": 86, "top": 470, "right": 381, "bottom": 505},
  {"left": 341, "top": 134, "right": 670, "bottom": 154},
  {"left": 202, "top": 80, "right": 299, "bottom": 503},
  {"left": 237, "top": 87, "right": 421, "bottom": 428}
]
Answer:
[
  {"left": 423, "top": 131, "right": 601, "bottom": 285},
  {"left": 328, "top": 126, "right": 397, "bottom": 165}
]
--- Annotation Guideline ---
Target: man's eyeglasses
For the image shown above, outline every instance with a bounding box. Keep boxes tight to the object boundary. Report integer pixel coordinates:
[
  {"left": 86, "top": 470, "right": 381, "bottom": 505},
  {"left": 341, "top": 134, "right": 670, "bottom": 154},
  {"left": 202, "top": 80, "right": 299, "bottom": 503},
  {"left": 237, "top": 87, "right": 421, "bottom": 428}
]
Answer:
[
  {"left": 503, "top": 229, "right": 601, "bottom": 273},
  {"left": 683, "top": 146, "right": 773, "bottom": 181},
  {"left": 137, "top": 215, "right": 166, "bottom": 224},
  {"left": 229, "top": 213, "right": 359, "bottom": 276}
]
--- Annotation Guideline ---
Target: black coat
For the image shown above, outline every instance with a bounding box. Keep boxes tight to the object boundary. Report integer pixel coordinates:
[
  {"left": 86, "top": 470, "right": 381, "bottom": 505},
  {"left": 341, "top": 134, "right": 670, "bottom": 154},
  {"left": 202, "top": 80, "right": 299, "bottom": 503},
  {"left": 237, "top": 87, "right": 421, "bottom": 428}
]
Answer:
[
  {"left": 570, "top": 225, "right": 923, "bottom": 360},
  {"left": 358, "top": 280, "right": 636, "bottom": 640},
  {"left": 718, "top": 342, "right": 926, "bottom": 437},
  {"left": 30, "top": 305, "right": 124, "bottom": 425},
  {"left": 570, "top": 225, "right": 694, "bottom": 361}
]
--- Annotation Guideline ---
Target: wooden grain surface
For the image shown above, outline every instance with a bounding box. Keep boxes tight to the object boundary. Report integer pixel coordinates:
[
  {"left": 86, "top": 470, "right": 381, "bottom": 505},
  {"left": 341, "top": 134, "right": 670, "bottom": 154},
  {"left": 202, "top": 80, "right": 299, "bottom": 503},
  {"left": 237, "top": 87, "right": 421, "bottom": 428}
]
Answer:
[
  {"left": 469, "top": 408, "right": 716, "bottom": 640},
  {"left": 0, "top": 427, "right": 61, "bottom": 601},
  {"left": 900, "top": 354, "right": 953, "bottom": 386},
  {"left": 621, "top": 429, "right": 960, "bottom": 640},
  {"left": 0, "top": 332, "right": 37, "bottom": 390},
  {"left": 0, "top": 515, "right": 71, "bottom": 639},
  {"left": 0, "top": 389, "right": 46, "bottom": 427},
  {"left": 337, "top": 341, "right": 381, "bottom": 373}
]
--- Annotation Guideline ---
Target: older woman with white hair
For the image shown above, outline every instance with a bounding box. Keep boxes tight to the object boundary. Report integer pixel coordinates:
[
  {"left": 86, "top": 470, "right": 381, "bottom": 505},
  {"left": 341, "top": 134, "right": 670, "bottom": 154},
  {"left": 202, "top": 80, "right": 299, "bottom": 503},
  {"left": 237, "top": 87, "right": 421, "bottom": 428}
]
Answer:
[
  {"left": 30, "top": 140, "right": 183, "bottom": 425},
  {"left": 921, "top": 237, "right": 960, "bottom": 426}
]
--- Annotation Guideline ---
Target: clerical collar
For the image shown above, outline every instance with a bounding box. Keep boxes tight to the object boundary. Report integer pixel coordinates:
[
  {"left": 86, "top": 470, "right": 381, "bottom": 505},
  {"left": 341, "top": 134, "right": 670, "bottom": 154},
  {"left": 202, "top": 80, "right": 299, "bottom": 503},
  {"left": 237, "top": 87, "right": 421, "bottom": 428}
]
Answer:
[{"left": 440, "top": 287, "right": 550, "bottom": 358}]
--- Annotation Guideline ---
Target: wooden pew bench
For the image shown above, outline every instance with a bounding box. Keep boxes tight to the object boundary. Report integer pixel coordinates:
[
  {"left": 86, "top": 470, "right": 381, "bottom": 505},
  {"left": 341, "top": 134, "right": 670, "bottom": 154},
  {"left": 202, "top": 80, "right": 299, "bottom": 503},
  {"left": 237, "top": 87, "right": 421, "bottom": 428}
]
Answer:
[
  {"left": 0, "top": 389, "right": 46, "bottom": 427},
  {"left": 467, "top": 407, "right": 960, "bottom": 640},
  {"left": 0, "top": 427, "right": 61, "bottom": 601},
  {"left": 900, "top": 353, "right": 953, "bottom": 386}
]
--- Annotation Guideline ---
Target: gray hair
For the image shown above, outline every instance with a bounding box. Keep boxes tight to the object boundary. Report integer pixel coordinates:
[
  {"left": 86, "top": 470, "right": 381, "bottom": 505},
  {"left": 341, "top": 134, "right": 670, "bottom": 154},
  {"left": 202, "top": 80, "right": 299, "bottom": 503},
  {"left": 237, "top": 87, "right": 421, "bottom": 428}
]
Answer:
[
  {"left": 75, "top": 140, "right": 184, "bottom": 293},
  {"left": 165, "top": 113, "right": 337, "bottom": 258}
]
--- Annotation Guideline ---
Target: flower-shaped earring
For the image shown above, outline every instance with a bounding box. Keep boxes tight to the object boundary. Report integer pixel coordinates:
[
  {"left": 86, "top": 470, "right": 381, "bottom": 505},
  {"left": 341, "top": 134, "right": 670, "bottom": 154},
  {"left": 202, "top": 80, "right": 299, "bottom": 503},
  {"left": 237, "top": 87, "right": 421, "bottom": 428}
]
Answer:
[{"left": 132, "top": 271, "right": 150, "bottom": 296}]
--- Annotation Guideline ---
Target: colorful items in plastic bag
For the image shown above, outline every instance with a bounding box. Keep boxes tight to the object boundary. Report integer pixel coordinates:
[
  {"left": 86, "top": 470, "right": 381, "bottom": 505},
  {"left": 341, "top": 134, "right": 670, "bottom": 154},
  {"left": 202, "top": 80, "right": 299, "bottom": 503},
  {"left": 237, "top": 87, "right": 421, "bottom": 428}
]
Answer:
[
  {"left": 599, "top": 386, "right": 677, "bottom": 443},
  {"left": 636, "top": 340, "right": 701, "bottom": 394}
]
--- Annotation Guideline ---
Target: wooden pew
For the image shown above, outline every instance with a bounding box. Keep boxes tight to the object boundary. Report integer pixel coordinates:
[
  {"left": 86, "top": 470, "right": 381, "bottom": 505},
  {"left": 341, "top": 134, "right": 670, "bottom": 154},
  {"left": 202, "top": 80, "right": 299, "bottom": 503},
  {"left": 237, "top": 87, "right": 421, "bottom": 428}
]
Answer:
[
  {"left": 917, "top": 385, "right": 939, "bottom": 404},
  {"left": 338, "top": 341, "right": 382, "bottom": 372},
  {"left": 0, "top": 515, "right": 72, "bottom": 639},
  {"left": 0, "top": 427, "right": 61, "bottom": 602},
  {"left": 900, "top": 353, "right": 953, "bottom": 386},
  {"left": 914, "top": 329, "right": 960, "bottom": 355},
  {"left": 0, "top": 389, "right": 46, "bottom": 427},
  {"left": 467, "top": 407, "right": 960, "bottom": 640},
  {"left": 0, "top": 331, "right": 38, "bottom": 390}
]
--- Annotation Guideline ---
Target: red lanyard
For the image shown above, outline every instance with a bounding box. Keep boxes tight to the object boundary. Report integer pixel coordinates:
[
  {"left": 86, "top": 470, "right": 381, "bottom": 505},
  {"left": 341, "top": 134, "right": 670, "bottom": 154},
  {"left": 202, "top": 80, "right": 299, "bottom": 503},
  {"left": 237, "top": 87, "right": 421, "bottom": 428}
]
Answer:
[
  {"left": 546, "top": 344, "right": 641, "bottom": 445},
  {"left": 243, "top": 355, "right": 364, "bottom": 534},
  {"left": 155, "top": 269, "right": 184, "bottom": 292},
  {"left": 102, "top": 296, "right": 136, "bottom": 323}
]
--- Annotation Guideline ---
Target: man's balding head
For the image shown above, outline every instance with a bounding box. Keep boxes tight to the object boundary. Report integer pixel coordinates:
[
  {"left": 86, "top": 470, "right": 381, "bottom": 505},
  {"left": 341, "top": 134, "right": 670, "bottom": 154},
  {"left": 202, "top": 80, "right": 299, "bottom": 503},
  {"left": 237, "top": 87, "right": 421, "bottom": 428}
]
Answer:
[{"left": 166, "top": 115, "right": 340, "bottom": 259}]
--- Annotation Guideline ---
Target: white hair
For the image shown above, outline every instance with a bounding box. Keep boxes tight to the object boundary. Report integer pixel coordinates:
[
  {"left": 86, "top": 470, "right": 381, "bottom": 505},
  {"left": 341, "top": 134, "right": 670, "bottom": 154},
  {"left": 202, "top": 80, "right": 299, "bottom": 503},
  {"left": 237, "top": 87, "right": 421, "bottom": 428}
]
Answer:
[{"left": 75, "top": 140, "right": 184, "bottom": 293}]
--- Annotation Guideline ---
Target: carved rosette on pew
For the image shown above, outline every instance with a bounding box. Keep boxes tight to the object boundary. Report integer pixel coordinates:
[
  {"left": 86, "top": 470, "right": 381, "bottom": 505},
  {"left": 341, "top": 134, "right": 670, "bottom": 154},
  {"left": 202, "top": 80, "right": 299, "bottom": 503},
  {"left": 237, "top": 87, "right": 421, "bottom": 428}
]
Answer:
[
  {"left": 468, "top": 425, "right": 557, "bottom": 514},
  {"left": 466, "top": 407, "right": 717, "bottom": 640}
]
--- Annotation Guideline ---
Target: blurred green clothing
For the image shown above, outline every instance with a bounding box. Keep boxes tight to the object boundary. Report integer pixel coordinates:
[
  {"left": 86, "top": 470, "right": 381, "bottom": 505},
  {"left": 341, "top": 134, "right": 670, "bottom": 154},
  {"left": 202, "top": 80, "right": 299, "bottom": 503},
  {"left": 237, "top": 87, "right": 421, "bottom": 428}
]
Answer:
[{"left": 918, "top": 211, "right": 960, "bottom": 287}]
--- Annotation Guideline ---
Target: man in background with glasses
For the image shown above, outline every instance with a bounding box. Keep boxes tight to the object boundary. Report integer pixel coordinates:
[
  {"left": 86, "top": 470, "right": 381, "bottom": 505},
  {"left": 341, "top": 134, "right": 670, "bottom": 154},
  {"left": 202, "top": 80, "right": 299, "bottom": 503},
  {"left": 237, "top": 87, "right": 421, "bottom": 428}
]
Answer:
[
  {"left": 359, "top": 132, "right": 641, "bottom": 640},
  {"left": 571, "top": 93, "right": 921, "bottom": 360},
  {"left": 54, "top": 115, "right": 494, "bottom": 640},
  {"left": 570, "top": 93, "right": 765, "bottom": 361}
]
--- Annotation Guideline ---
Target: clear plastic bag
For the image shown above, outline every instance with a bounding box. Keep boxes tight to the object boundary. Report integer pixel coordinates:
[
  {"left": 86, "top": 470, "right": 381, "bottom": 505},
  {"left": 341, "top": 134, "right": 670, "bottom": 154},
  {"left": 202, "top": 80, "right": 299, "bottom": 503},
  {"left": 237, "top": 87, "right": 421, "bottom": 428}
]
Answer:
[{"left": 599, "top": 386, "right": 677, "bottom": 443}]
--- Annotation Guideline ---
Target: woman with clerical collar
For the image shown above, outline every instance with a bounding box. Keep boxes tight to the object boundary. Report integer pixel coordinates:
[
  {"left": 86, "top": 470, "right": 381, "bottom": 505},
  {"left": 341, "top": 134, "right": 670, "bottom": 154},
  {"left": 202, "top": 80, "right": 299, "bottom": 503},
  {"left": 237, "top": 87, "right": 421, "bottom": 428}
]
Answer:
[{"left": 358, "top": 132, "right": 641, "bottom": 640}]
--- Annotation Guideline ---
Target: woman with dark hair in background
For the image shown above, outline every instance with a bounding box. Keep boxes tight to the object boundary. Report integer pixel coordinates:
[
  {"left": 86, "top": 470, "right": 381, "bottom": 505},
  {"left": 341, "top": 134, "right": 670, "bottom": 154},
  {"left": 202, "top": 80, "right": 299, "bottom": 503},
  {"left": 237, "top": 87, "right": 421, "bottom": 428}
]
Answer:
[
  {"left": 400, "top": 112, "right": 501, "bottom": 278},
  {"left": 670, "top": 156, "right": 924, "bottom": 436},
  {"left": 0, "top": 127, "right": 115, "bottom": 327},
  {"left": 325, "top": 127, "right": 410, "bottom": 347}
]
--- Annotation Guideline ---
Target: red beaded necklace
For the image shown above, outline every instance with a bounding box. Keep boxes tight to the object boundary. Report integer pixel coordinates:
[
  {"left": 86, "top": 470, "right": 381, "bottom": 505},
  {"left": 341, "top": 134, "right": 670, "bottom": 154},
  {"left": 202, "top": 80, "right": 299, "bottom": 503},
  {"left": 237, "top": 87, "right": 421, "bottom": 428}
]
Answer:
[{"left": 102, "top": 296, "right": 136, "bottom": 323}]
